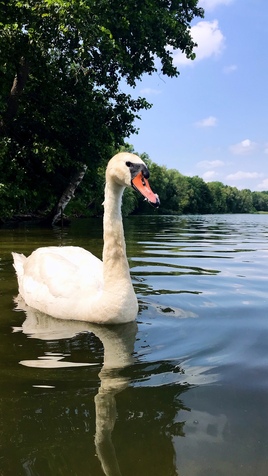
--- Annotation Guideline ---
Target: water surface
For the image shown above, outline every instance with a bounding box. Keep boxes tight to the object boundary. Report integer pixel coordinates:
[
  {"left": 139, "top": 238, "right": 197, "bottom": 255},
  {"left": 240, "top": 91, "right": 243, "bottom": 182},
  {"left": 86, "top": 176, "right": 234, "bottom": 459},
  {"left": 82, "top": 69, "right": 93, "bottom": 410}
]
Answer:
[{"left": 1, "top": 214, "right": 268, "bottom": 475}]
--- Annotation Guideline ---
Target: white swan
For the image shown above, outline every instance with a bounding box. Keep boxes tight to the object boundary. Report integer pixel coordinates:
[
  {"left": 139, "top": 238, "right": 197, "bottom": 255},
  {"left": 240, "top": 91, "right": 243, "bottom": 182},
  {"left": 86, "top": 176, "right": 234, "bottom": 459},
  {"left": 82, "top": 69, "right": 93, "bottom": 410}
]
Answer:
[{"left": 12, "top": 152, "right": 160, "bottom": 324}]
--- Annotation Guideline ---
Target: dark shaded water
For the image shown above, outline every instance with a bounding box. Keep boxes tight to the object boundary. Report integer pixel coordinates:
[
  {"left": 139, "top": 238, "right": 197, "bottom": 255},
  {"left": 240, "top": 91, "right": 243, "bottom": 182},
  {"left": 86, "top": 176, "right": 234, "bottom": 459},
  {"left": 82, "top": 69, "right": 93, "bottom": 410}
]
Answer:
[{"left": 1, "top": 214, "right": 268, "bottom": 475}]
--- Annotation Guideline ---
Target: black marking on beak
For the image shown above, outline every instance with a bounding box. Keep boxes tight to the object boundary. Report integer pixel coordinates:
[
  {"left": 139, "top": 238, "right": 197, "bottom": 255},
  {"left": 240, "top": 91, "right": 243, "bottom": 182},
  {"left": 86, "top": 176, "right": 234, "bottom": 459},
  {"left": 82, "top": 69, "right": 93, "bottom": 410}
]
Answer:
[{"left": 126, "top": 161, "right": 150, "bottom": 180}]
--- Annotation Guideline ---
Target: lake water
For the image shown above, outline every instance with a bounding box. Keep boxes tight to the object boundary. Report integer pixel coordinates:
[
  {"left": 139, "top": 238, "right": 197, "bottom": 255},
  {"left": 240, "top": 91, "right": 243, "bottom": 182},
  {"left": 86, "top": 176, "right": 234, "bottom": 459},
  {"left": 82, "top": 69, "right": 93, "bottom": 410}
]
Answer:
[{"left": 0, "top": 214, "right": 268, "bottom": 476}]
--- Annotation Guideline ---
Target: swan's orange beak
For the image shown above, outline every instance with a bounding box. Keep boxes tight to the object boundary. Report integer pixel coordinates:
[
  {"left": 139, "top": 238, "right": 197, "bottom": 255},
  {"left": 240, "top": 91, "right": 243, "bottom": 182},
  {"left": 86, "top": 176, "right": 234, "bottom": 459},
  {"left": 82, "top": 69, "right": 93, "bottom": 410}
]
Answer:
[{"left": 131, "top": 172, "right": 160, "bottom": 208}]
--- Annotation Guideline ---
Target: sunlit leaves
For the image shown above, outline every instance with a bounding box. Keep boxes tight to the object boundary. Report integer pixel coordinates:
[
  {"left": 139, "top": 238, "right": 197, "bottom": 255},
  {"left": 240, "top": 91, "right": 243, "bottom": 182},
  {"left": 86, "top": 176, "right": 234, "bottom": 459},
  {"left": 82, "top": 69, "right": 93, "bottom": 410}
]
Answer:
[{"left": 0, "top": 0, "right": 204, "bottom": 219}]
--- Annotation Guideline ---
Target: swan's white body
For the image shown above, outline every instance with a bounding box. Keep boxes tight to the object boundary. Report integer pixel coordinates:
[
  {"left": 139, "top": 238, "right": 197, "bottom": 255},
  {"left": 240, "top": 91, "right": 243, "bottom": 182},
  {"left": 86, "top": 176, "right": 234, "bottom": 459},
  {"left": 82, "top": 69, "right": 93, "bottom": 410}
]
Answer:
[{"left": 12, "top": 152, "right": 159, "bottom": 324}]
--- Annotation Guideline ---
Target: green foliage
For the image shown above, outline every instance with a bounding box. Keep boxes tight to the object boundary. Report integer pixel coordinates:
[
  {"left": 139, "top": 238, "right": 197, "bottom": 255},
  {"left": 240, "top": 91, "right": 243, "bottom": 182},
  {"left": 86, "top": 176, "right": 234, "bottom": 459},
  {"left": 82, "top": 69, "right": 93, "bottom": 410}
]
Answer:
[
  {"left": 207, "top": 181, "right": 227, "bottom": 213},
  {"left": 3, "top": 2, "right": 265, "bottom": 220},
  {"left": 252, "top": 191, "right": 268, "bottom": 212},
  {"left": 184, "top": 176, "right": 212, "bottom": 214},
  {"left": 0, "top": 0, "right": 203, "bottom": 220}
]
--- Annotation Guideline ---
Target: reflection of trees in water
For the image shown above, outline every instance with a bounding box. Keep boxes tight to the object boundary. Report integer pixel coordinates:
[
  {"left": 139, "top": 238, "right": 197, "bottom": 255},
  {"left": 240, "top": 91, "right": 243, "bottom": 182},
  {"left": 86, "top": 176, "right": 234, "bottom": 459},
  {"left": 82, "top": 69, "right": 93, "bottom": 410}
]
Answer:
[
  {"left": 1, "top": 306, "right": 191, "bottom": 476},
  {"left": 128, "top": 215, "right": 221, "bottom": 303}
]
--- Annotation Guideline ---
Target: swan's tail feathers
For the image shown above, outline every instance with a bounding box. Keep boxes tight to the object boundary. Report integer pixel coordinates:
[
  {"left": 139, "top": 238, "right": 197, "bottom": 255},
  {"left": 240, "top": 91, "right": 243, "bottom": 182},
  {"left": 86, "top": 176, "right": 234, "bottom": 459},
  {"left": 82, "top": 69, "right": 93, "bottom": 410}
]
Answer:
[{"left": 12, "top": 252, "right": 26, "bottom": 278}]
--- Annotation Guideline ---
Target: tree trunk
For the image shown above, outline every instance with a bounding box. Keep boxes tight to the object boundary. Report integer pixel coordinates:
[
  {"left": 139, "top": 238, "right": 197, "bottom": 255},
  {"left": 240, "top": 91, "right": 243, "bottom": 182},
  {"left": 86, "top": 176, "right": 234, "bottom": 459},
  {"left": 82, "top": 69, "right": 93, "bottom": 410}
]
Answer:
[
  {"left": 52, "top": 164, "right": 88, "bottom": 226},
  {"left": 1, "top": 57, "right": 29, "bottom": 129}
]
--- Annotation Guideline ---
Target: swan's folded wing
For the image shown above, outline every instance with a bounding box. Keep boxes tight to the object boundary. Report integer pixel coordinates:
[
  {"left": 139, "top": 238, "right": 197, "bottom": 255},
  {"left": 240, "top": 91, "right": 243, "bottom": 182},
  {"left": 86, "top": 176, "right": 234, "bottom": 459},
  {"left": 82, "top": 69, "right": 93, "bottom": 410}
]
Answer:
[{"left": 22, "top": 247, "right": 104, "bottom": 300}]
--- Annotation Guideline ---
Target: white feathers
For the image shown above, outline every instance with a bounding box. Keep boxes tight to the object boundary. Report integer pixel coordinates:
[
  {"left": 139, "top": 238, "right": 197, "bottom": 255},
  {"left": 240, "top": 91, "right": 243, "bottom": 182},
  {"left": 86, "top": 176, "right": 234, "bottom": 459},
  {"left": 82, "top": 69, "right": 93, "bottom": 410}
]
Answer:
[{"left": 12, "top": 153, "right": 144, "bottom": 324}]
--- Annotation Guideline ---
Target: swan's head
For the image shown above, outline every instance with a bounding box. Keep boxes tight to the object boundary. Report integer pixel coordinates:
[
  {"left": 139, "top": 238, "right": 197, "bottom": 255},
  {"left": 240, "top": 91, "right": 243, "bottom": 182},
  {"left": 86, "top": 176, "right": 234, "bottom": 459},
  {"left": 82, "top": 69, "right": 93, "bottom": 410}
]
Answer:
[{"left": 106, "top": 152, "right": 160, "bottom": 207}]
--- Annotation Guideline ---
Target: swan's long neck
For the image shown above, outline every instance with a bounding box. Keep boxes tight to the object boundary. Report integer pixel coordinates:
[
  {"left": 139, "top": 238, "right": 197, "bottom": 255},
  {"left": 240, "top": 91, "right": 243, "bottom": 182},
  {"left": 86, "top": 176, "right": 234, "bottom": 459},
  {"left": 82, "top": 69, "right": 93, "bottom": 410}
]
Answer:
[{"left": 102, "top": 180, "right": 132, "bottom": 286}]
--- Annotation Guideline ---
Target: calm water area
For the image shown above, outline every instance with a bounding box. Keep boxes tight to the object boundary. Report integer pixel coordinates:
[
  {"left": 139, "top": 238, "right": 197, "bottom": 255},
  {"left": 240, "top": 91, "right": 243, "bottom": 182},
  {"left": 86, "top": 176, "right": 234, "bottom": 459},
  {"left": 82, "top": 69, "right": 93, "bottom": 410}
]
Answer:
[{"left": 0, "top": 214, "right": 268, "bottom": 476}]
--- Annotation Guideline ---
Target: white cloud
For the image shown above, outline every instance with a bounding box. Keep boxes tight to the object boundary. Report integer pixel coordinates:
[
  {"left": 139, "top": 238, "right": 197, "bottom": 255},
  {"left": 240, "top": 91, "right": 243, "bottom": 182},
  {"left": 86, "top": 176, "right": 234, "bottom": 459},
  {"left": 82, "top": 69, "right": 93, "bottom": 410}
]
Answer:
[
  {"left": 173, "top": 20, "right": 225, "bottom": 66},
  {"left": 257, "top": 178, "right": 268, "bottom": 190},
  {"left": 202, "top": 170, "right": 219, "bottom": 181},
  {"left": 199, "top": 0, "right": 234, "bottom": 10},
  {"left": 226, "top": 171, "right": 262, "bottom": 180},
  {"left": 198, "top": 160, "right": 224, "bottom": 168},
  {"left": 229, "top": 139, "right": 258, "bottom": 155},
  {"left": 195, "top": 116, "right": 218, "bottom": 127},
  {"left": 140, "top": 88, "right": 161, "bottom": 96},
  {"left": 223, "top": 64, "right": 238, "bottom": 74}
]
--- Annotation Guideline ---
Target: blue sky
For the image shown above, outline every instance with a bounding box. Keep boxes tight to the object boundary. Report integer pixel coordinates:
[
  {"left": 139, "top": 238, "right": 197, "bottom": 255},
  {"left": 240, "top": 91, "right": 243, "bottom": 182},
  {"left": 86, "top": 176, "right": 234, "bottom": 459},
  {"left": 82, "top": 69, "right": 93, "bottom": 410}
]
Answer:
[{"left": 125, "top": 0, "right": 268, "bottom": 191}]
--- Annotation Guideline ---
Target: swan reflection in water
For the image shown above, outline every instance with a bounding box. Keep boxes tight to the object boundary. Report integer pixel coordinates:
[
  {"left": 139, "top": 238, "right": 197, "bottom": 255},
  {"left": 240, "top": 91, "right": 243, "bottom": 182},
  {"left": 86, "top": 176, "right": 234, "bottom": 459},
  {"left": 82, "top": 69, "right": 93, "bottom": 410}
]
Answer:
[
  {"left": 12, "top": 301, "right": 228, "bottom": 476},
  {"left": 14, "top": 298, "right": 137, "bottom": 476}
]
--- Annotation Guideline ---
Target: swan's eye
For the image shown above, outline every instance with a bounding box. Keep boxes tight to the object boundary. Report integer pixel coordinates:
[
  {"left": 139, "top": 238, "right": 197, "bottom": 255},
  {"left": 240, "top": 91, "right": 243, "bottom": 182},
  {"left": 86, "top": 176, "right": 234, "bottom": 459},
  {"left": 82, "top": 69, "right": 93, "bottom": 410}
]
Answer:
[{"left": 126, "top": 161, "right": 132, "bottom": 167}]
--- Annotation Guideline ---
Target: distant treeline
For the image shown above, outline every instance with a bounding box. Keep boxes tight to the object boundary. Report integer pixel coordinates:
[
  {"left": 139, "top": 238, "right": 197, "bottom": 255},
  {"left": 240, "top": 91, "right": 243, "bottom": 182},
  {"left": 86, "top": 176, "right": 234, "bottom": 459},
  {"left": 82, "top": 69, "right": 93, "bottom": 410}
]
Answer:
[
  {"left": 65, "top": 150, "right": 268, "bottom": 218},
  {"left": 140, "top": 159, "right": 268, "bottom": 215},
  {"left": 1, "top": 147, "right": 268, "bottom": 222}
]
